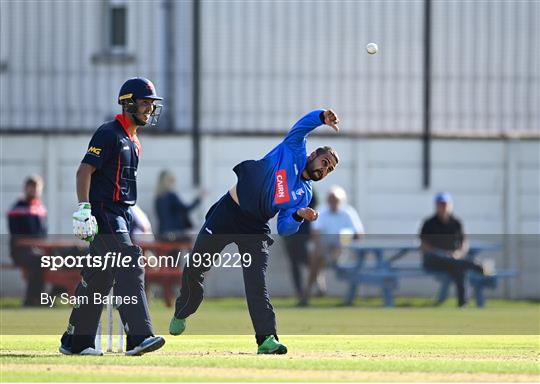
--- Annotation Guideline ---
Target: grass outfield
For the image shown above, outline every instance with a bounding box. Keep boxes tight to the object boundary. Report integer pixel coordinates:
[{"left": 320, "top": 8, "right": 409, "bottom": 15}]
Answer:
[
  {"left": 1, "top": 297, "right": 539, "bottom": 335},
  {"left": 1, "top": 298, "right": 539, "bottom": 382},
  {"left": 1, "top": 335, "right": 538, "bottom": 382}
]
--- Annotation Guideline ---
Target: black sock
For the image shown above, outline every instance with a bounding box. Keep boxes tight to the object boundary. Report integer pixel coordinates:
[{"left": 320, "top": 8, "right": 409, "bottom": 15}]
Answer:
[{"left": 255, "top": 335, "right": 266, "bottom": 346}]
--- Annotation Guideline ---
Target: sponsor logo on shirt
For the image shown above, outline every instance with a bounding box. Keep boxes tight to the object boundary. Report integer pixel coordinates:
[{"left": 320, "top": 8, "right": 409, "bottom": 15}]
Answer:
[
  {"left": 291, "top": 187, "right": 304, "bottom": 201},
  {"left": 274, "top": 169, "right": 290, "bottom": 204},
  {"left": 87, "top": 146, "right": 102, "bottom": 156}
]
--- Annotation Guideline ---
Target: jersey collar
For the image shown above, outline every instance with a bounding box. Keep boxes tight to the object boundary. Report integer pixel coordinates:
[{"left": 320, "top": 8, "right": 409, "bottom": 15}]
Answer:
[
  {"left": 115, "top": 114, "right": 135, "bottom": 138},
  {"left": 115, "top": 114, "right": 141, "bottom": 156}
]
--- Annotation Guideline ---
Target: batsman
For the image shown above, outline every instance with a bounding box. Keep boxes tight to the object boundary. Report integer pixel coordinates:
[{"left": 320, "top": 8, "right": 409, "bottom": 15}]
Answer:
[
  {"left": 60, "top": 77, "right": 165, "bottom": 356},
  {"left": 170, "top": 109, "right": 340, "bottom": 354}
]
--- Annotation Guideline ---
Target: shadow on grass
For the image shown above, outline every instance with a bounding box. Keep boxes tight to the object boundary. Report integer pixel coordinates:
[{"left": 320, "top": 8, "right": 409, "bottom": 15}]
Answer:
[
  {"left": 0, "top": 353, "right": 60, "bottom": 358},
  {"left": 278, "top": 297, "right": 443, "bottom": 309}
]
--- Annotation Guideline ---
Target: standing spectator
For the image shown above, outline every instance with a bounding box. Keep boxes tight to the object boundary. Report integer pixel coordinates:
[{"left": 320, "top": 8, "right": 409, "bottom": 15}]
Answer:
[
  {"left": 420, "top": 192, "right": 485, "bottom": 308},
  {"left": 301, "top": 186, "right": 364, "bottom": 306},
  {"left": 7, "top": 175, "right": 48, "bottom": 306},
  {"left": 283, "top": 191, "right": 319, "bottom": 304},
  {"left": 154, "top": 170, "right": 203, "bottom": 240}
]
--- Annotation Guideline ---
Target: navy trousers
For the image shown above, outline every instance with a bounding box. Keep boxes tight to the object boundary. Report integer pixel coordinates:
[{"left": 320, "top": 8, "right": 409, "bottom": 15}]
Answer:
[
  {"left": 174, "top": 193, "right": 277, "bottom": 340},
  {"left": 61, "top": 202, "right": 154, "bottom": 353}
]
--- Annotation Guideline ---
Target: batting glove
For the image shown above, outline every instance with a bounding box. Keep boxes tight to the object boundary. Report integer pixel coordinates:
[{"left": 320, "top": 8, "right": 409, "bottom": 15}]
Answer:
[{"left": 73, "top": 203, "right": 98, "bottom": 242}]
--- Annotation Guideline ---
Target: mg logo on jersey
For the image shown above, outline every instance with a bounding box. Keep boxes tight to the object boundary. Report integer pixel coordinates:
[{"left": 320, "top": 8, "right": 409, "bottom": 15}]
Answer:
[
  {"left": 274, "top": 169, "right": 290, "bottom": 204},
  {"left": 87, "top": 146, "right": 102, "bottom": 156}
]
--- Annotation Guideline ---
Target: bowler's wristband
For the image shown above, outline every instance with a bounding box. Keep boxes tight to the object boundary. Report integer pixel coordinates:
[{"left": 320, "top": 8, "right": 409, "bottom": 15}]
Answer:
[{"left": 292, "top": 212, "right": 303, "bottom": 222}]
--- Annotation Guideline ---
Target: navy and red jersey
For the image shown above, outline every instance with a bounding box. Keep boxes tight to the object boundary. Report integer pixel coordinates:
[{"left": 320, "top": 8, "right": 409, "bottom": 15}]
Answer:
[
  {"left": 8, "top": 198, "right": 47, "bottom": 235},
  {"left": 82, "top": 114, "right": 141, "bottom": 205}
]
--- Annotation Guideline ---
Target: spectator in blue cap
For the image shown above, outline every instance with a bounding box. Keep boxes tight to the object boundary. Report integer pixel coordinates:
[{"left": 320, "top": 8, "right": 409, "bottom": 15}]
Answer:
[
  {"left": 435, "top": 192, "right": 452, "bottom": 204},
  {"left": 419, "top": 192, "right": 485, "bottom": 307}
]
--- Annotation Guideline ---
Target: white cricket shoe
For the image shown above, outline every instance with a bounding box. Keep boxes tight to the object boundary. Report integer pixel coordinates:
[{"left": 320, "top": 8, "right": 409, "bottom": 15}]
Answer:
[{"left": 59, "top": 345, "right": 103, "bottom": 356}]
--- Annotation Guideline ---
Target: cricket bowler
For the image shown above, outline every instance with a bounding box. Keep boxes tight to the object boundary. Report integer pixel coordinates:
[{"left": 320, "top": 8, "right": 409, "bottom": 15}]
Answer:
[{"left": 170, "top": 109, "right": 340, "bottom": 354}]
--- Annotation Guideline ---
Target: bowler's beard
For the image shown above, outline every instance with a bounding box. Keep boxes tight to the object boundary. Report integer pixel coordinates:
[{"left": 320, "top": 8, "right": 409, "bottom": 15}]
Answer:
[{"left": 305, "top": 160, "right": 322, "bottom": 181}]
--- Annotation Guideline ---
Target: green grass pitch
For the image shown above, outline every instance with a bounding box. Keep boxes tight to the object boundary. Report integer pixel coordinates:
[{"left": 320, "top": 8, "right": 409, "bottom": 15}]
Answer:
[{"left": 1, "top": 298, "right": 539, "bottom": 382}]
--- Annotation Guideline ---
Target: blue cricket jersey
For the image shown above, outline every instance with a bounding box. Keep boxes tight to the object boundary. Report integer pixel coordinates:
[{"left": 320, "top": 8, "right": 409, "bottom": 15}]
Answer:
[{"left": 233, "top": 109, "right": 326, "bottom": 236}]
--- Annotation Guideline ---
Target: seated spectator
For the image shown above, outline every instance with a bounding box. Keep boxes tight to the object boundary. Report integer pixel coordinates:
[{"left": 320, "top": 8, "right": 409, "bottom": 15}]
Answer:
[
  {"left": 420, "top": 192, "right": 485, "bottom": 308},
  {"left": 7, "top": 175, "right": 49, "bottom": 306},
  {"left": 154, "top": 170, "right": 203, "bottom": 241},
  {"left": 301, "top": 186, "right": 364, "bottom": 306}
]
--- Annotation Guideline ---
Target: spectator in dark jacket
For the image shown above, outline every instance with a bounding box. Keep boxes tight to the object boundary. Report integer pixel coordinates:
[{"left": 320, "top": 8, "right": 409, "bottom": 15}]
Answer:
[
  {"left": 8, "top": 175, "right": 48, "bottom": 306},
  {"left": 154, "top": 170, "right": 203, "bottom": 240}
]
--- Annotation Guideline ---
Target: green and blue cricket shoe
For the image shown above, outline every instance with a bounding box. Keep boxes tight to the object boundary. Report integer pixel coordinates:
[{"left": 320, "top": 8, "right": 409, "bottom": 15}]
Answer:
[
  {"left": 257, "top": 335, "right": 287, "bottom": 355},
  {"left": 169, "top": 316, "right": 186, "bottom": 335}
]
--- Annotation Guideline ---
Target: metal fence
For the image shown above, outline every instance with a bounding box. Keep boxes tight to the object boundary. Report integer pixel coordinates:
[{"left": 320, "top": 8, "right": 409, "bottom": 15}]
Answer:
[{"left": 0, "top": 0, "right": 538, "bottom": 137}]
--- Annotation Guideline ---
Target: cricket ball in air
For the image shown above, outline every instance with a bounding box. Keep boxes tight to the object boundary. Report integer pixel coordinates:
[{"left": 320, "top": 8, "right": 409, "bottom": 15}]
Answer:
[{"left": 366, "top": 43, "right": 378, "bottom": 55}]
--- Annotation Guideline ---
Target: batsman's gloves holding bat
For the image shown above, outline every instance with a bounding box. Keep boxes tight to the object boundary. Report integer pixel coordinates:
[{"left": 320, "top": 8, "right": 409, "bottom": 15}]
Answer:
[{"left": 73, "top": 203, "right": 98, "bottom": 242}]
